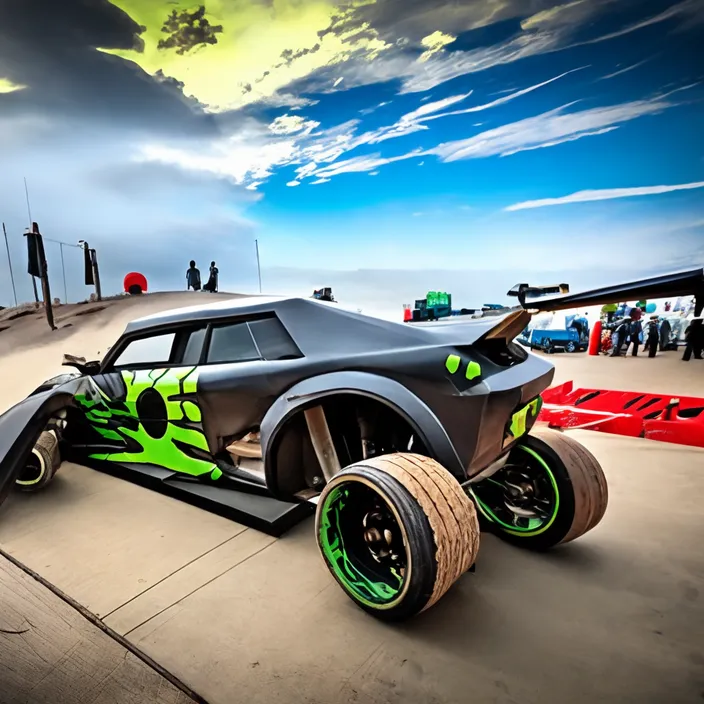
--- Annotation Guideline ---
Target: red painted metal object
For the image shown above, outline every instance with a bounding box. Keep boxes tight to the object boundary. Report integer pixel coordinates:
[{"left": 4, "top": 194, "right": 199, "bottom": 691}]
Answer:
[
  {"left": 538, "top": 380, "right": 704, "bottom": 448},
  {"left": 588, "top": 319, "right": 602, "bottom": 356}
]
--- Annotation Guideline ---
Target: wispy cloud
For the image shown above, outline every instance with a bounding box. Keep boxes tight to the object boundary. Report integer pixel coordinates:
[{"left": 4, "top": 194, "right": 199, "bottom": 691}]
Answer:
[
  {"left": 415, "top": 67, "right": 587, "bottom": 123},
  {"left": 599, "top": 59, "right": 650, "bottom": 81},
  {"left": 427, "top": 94, "right": 679, "bottom": 162},
  {"left": 505, "top": 181, "right": 704, "bottom": 211}
]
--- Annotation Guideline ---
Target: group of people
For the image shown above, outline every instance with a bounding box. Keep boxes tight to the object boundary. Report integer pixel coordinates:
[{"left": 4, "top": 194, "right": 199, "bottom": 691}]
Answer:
[
  {"left": 186, "top": 260, "right": 219, "bottom": 293},
  {"left": 607, "top": 309, "right": 702, "bottom": 361}
]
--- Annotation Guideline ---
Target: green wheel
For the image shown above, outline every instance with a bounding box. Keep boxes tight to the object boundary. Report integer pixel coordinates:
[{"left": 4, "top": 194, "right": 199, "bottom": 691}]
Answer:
[
  {"left": 315, "top": 453, "right": 480, "bottom": 621},
  {"left": 470, "top": 428, "right": 608, "bottom": 550}
]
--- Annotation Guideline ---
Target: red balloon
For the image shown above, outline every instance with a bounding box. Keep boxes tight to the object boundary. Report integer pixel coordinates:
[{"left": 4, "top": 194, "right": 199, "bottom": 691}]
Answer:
[{"left": 124, "top": 272, "right": 148, "bottom": 294}]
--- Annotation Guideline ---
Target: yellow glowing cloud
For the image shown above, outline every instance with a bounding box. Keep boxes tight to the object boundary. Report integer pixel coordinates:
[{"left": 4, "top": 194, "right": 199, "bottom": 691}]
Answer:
[
  {"left": 101, "top": 0, "right": 389, "bottom": 112},
  {"left": 521, "top": 0, "right": 586, "bottom": 30},
  {"left": 419, "top": 30, "right": 457, "bottom": 62},
  {"left": 0, "top": 78, "right": 27, "bottom": 93}
]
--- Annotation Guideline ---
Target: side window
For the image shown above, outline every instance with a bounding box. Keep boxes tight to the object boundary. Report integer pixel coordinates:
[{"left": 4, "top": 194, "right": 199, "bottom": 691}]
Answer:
[
  {"left": 181, "top": 327, "right": 207, "bottom": 365},
  {"left": 206, "top": 322, "right": 260, "bottom": 364},
  {"left": 248, "top": 317, "right": 302, "bottom": 360},
  {"left": 112, "top": 333, "right": 176, "bottom": 368}
]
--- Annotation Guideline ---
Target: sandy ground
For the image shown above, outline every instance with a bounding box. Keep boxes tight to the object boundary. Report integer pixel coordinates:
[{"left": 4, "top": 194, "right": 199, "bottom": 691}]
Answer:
[
  {"left": 0, "top": 292, "right": 244, "bottom": 413},
  {"left": 0, "top": 295, "right": 703, "bottom": 703}
]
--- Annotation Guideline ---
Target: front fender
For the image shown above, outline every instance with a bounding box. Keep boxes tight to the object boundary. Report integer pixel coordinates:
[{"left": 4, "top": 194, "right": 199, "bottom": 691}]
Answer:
[
  {"left": 0, "top": 377, "right": 88, "bottom": 508},
  {"left": 260, "top": 371, "right": 464, "bottom": 497}
]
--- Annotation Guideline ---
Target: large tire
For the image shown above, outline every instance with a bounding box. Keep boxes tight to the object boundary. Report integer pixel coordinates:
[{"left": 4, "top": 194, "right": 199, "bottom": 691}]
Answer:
[
  {"left": 471, "top": 428, "right": 608, "bottom": 551},
  {"left": 315, "top": 453, "right": 480, "bottom": 621},
  {"left": 15, "top": 430, "right": 61, "bottom": 493}
]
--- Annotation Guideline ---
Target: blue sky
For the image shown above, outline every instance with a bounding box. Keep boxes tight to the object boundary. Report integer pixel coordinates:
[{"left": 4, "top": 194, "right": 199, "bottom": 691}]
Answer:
[{"left": 0, "top": 0, "right": 703, "bottom": 314}]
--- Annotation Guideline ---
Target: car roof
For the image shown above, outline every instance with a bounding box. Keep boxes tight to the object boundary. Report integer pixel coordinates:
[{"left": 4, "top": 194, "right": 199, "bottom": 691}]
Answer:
[{"left": 124, "top": 295, "right": 299, "bottom": 333}]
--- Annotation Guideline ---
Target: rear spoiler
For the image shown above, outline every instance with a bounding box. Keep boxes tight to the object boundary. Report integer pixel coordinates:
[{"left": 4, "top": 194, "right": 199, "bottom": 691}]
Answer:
[
  {"left": 508, "top": 268, "right": 704, "bottom": 315},
  {"left": 476, "top": 309, "right": 531, "bottom": 344}
]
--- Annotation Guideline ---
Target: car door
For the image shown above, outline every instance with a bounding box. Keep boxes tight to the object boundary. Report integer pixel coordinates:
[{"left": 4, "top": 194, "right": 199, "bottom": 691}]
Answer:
[{"left": 79, "top": 326, "right": 218, "bottom": 478}]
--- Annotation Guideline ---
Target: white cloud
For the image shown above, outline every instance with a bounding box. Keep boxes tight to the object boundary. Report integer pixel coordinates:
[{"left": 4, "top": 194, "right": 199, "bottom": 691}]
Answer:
[
  {"left": 256, "top": 93, "right": 320, "bottom": 110},
  {"left": 428, "top": 96, "right": 676, "bottom": 161},
  {"left": 599, "top": 59, "right": 650, "bottom": 81},
  {"left": 139, "top": 84, "right": 686, "bottom": 190},
  {"left": 286, "top": 180, "right": 301, "bottom": 187},
  {"left": 269, "top": 114, "right": 320, "bottom": 135},
  {"left": 415, "top": 67, "right": 586, "bottom": 123},
  {"left": 505, "top": 181, "right": 704, "bottom": 211}
]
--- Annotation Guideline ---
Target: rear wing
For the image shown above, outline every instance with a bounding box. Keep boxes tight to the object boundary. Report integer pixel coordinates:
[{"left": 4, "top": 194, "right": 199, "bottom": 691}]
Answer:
[{"left": 508, "top": 268, "right": 704, "bottom": 315}]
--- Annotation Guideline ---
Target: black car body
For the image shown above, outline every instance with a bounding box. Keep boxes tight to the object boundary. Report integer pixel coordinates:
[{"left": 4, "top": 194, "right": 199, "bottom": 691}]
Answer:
[{"left": 0, "top": 296, "right": 553, "bottom": 535}]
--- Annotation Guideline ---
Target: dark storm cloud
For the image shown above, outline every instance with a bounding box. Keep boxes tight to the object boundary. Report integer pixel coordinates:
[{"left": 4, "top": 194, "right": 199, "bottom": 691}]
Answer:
[
  {"left": 157, "top": 5, "right": 224, "bottom": 55},
  {"left": 317, "top": 0, "right": 556, "bottom": 45},
  {"left": 0, "top": 0, "right": 215, "bottom": 137}
]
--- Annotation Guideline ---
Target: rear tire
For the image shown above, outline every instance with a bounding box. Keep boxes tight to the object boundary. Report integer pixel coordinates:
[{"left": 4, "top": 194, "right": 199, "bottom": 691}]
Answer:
[
  {"left": 470, "top": 428, "right": 608, "bottom": 551},
  {"left": 315, "top": 453, "right": 480, "bottom": 621},
  {"left": 15, "top": 431, "right": 61, "bottom": 493}
]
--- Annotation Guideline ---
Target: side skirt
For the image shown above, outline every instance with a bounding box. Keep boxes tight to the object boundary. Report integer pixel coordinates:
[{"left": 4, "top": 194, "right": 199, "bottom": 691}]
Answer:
[{"left": 84, "top": 458, "right": 314, "bottom": 537}]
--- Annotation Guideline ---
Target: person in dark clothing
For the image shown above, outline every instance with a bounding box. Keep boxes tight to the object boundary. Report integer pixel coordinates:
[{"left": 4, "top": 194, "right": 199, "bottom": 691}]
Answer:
[
  {"left": 682, "top": 319, "right": 704, "bottom": 361},
  {"left": 644, "top": 317, "right": 659, "bottom": 357},
  {"left": 658, "top": 318, "right": 672, "bottom": 351},
  {"left": 628, "top": 317, "right": 643, "bottom": 356},
  {"left": 186, "top": 260, "right": 201, "bottom": 291},
  {"left": 610, "top": 319, "right": 630, "bottom": 357},
  {"left": 203, "top": 261, "right": 219, "bottom": 293}
]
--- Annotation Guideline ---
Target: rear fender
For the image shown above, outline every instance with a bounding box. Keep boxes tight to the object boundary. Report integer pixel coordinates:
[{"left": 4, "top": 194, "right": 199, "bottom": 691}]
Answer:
[
  {"left": 0, "top": 377, "right": 87, "bottom": 508},
  {"left": 260, "top": 371, "right": 464, "bottom": 497}
]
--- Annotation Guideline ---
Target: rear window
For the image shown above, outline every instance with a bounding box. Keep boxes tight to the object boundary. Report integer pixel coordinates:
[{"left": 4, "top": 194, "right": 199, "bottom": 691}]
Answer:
[
  {"left": 248, "top": 317, "right": 302, "bottom": 360},
  {"left": 181, "top": 327, "right": 207, "bottom": 365},
  {"left": 207, "top": 322, "right": 260, "bottom": 364}
]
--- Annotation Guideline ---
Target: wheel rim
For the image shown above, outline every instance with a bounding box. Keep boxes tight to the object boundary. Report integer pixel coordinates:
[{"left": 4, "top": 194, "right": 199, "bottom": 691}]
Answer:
[
  {"left": 318, "top": 479, "right": 410, "bottom": 609},
  {"left": 470, "top": 445, "right": 560, "bottom": 537},
  {"left": 16, "top": 449, "right": 47, "bottom": 487}
]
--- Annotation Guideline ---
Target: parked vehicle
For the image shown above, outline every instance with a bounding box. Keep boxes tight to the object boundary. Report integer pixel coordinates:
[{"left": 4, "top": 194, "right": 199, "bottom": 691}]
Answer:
[{"left": 0, "top": 296, "right": 607, "bottom": 622}]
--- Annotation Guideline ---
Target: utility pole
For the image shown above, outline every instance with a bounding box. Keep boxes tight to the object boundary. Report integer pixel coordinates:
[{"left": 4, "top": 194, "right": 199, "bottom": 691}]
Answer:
[
  {"left": 255, "top": 238, "right": 262, "bottom": 294},
  {"left": 2, "top": 223, "right": 18, "bottom": 307},
  {"left": 26, "top": 221, "right": 56, "bottom": 330},
  {"left": 59, "top": 243, "right": 68, "bottom": 304},
  {"left": 91, "top": 247, "right": 102, "bottom": 301},
  {"left": 79, "top": 240, "right": 102, "bottom": 301},
  {"left": 23, "top": 178, "right": 39, "bottom": 304}
]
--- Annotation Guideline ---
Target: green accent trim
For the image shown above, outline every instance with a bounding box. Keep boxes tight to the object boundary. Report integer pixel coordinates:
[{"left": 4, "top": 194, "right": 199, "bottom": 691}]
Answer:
[
  {"left": 465, "top": 361, "right": 482, "bottom": 380},
  {"left": 445, "top": 354, "right": 460, "bottom": 374},
  {"left": 319, "top": 485, "right": 403, "bottom": 609},
  {"left": 509, "top": 397, "right": 542, "bottom": 439},
  {"left": 471, "top": 445, "right": 560, "bottom": 537},
  {"left": 509, "top": 405, "right": 530, "bottom": 438},
  {"left": 211, "top": 467, "right": 223, "bottom": 481}
]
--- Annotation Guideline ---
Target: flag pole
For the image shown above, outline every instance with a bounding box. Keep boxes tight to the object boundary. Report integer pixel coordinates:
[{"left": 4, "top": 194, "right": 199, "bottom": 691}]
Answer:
[{"left": 2, "top": 222, "right": 18, "bottom": 307}]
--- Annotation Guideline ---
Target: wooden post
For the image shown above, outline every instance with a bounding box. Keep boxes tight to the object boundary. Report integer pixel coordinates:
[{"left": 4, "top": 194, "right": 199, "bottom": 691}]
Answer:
[
  {"left": 29, "top": 222, "right": 56, "bottom": 330},
  {"left": 90, "top": 248, "right": 102, "bottom": 301}
]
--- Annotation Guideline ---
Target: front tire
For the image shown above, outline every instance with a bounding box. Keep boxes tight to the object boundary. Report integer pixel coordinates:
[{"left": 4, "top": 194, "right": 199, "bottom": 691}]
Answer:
[
  {"left": 470, "top": 429, "right": 608, "bottom": 551},
  {"left": 315, "top": 453, "right": 480, "bottom": 621}
]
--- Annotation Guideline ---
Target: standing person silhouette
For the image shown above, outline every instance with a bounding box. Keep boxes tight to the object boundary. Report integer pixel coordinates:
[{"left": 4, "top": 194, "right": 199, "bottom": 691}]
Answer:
[
  {"left": 203, "top": 261, "right": 219, "bottom": 293},
  {"left": 186, "top": 260, "right": 201, "bottom": 291}
]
